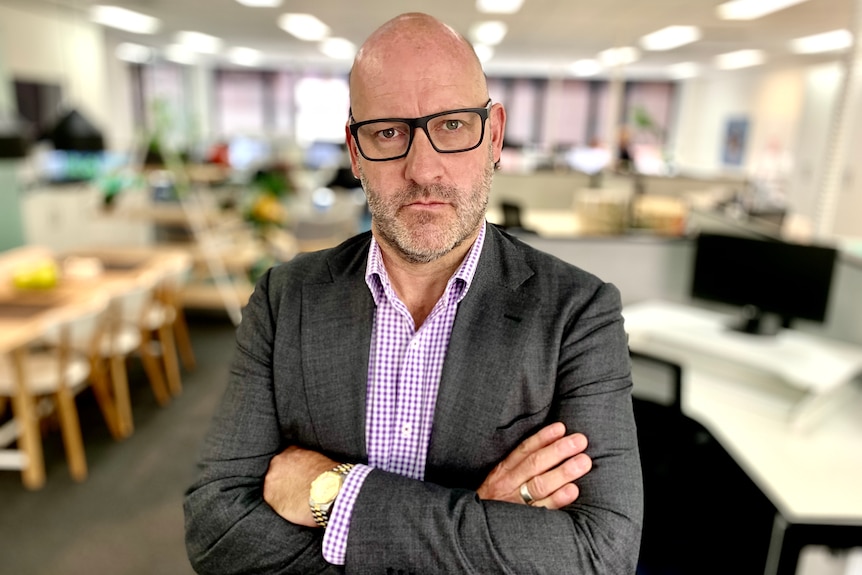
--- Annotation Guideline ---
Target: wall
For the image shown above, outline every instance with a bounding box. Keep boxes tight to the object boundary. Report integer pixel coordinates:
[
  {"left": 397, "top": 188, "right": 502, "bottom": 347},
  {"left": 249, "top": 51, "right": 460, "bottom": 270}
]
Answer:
[
  {"left": 671, "top": 69, "right": 761, "bottom": 177},
  {"left": 0, "top": 2, "right": 109, "bottom": 143}
]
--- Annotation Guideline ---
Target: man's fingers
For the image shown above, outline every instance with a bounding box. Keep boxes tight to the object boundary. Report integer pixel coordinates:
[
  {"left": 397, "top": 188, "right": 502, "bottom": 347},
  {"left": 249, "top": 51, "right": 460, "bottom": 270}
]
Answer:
[
  {"left": 476, "top": 425, "right": 590, "bottom": 502},
  {"left": 520, "top": 432, "right": 588, "bottom": 482},
  {"left": 532, "top": 482, "right": 580, "bottom": 510},
  {"left": 525, "top": 451, "right": 592, "bottom": 503},
  {"left": 503, "top": 422, "right": 567, "bottom": 471}
]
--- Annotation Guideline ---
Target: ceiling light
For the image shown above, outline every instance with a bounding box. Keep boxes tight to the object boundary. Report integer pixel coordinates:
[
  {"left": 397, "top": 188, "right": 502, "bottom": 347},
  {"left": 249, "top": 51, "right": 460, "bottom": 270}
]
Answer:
[
  {"left": 569, "top": 59, "right": 602, "bottom": 77},
  {"left": 235, "top": 0, "right": 282, "bottom": 6},
  {"left": 89, "top": 5, "right": 160, "bottom": 34},
  {"left": 790, "top": 29, "right": 853, "bottom": 54},
  {"left": 598, "top": 47, "right": 640, "bottom": 67},
  {"left": 176, "top": 31, "right": 223, "bottom": 54},
  {"left": 115, "top": 43, "right": 153, "bottom": 64},
  {"left": 640, "top": 26, "right": 702, "bottom": 51},
  {"left": 716, "top": 0, "right": 808, "bottom": 20},
  {"left": 473, "top": 44, "right": 495, "bottom": 63},
  {"left": 668, "top": 62, "right": 700, "bottom": 79},
  {"left": 715, "top": 49, "right": 766, "bottom": 69},
  {"left": 476, "top": 0, "right": 524, "bottom": 14},
  {"left": 278, "top": 13, "right": 330, "bottom": 41},
  {"left": 164, "top": 44, "right": 197, "bottom": 65},
  {"left": 469, "top": 21, "right": 508, "bottom": 46},
  {"left": 320, "top": 38, "right": 356, "bottom": 60},
  {"left": 228, "top": 47, "right": 263, "bottom": 67}
]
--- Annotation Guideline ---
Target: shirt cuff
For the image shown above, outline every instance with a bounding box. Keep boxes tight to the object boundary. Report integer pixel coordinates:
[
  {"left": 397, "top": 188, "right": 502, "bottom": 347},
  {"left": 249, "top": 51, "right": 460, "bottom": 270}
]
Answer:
[{"left": 321, "top": 464, "right": 373, "bottom": 565}]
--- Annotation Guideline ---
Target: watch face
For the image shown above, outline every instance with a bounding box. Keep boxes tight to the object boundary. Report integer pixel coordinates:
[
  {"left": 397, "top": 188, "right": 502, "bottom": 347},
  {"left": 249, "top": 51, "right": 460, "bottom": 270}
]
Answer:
[{"left": 310, "top": 471, "right": 342, "bottom": 503}]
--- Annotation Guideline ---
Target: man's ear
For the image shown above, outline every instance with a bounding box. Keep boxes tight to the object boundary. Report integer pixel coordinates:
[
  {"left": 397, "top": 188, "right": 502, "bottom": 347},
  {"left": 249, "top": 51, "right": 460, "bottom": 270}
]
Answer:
[
  {"left": 345, "top": 123, "right": 361, "bottom": 179},
  {"left": 489, "top": 103, "right": 506, "bottom": 165}
]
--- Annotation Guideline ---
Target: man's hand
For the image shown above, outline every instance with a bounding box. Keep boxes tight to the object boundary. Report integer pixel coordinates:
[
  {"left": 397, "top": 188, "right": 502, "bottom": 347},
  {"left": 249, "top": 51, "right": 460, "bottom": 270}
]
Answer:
[
  {"left": 263, "top": 445, "right": 337, "bottom": 527},
  {"left": 477, "top": 422, "right": 592, "bottom": 509}
]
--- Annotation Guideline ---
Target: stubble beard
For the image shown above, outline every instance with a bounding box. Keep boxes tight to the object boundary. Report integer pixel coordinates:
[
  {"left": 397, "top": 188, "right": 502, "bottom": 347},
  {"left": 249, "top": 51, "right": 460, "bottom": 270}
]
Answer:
[{"left": 360, "top": 147, "right": 495, "bottom": 264}]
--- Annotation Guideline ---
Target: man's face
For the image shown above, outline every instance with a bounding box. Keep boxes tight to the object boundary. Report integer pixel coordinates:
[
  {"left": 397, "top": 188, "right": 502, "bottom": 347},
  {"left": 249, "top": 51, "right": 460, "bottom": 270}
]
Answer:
[
  {"left": 356, "top": 136, "right": 496, "bottom": 264},
  {"left": 347, "top": 65, "right": 505, "bottom": 263}
]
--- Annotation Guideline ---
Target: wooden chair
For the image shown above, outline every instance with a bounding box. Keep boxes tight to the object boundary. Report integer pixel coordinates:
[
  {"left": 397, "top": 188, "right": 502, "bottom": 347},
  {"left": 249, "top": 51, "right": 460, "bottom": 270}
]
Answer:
[
  {"left": 0, "top": 296, "right": 112, "bottom": 486},
  {"left": 143, "top": 262, "right": 196, "bottom": 398},
  {"left": 98, "top": 275, "right": 172, "bottom": 438}
]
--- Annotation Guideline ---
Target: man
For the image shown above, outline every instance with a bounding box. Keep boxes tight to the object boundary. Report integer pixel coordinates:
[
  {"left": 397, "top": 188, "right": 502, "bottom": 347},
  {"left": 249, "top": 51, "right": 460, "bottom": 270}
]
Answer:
[{"left": 185, "top": 12, "right": 643, "bottom": 574}]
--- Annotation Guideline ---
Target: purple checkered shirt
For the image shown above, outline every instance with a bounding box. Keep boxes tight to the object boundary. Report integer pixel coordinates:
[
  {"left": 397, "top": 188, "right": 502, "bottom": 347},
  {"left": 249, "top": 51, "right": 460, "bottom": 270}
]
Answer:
[{"left": 321, "top": 222, "right": 486, "bottom": 564}]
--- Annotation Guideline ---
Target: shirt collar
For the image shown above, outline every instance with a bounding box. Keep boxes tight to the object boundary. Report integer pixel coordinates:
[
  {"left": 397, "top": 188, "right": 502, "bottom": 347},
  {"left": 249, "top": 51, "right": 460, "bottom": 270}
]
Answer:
[{"left": 365, "top": 221, "right": 486, "bottom": 306}]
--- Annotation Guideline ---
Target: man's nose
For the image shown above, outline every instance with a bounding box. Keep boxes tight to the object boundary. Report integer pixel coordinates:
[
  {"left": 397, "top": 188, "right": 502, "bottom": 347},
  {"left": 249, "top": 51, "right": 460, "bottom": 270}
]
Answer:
[{"left": 403, "top": 127, "right": 442, "bottom": 184}]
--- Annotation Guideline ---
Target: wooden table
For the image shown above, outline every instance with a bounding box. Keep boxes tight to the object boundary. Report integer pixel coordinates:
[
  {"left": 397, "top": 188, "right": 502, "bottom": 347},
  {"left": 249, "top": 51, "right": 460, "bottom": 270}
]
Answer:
[{"left": 0, "top": 245, "right": 192, "bottom": 489}]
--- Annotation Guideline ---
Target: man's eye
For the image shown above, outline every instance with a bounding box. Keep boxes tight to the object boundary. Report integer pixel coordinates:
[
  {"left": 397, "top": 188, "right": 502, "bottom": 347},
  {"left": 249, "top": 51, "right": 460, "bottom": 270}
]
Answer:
[
  {"left": 444, "top": 120, "right": 462, "bottom": 130},
  {"left": 380, "top": 128, "right": 397, "bottom": 139}
]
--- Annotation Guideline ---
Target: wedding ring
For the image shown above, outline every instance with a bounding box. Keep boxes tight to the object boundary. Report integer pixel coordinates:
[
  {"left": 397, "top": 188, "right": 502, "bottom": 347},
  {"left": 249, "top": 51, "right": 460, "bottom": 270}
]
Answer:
[{"left": 519, "top": 482, "right": 536, "bottom": 505}]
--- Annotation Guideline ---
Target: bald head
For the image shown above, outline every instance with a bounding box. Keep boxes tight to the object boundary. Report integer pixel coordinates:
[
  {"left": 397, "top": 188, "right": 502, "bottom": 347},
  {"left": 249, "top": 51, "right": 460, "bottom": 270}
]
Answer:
[{"left": 349, "top": 13, "right": 488, "bottom": 118}]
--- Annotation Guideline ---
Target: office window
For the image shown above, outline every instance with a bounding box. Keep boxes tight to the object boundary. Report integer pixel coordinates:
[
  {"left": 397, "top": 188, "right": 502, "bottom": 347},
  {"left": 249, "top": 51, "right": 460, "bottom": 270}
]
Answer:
[
  {"left": 624, "top": 81, "right": 676, "bottom": 173},
  {"left": 216, "top": 70, "right": 266, "bottom": 137},
  {"left": 139, "top": 62, "right": 191, "bottom": 152},
  {"left": 590, "top": 81, "right": 612, "bottom": 147},
  {"left": 272, "top": 71, "right": 297, "bottom": 140},
  {"left": 294, "top": 76, "right": 349, "bottom": 146},
  {"left": 505, "top": 78, "right": 542, "bottom": 148},
  {"left": 625, "top": 81, "right": 675, "bottom": 146},
  {"left": 543, "top": 79, "right": 590, "bottom": 148}
]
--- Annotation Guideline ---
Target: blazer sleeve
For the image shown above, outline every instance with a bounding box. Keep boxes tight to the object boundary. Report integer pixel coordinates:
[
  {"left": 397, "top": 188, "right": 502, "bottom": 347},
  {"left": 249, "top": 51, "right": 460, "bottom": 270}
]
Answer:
[
  {"left": 343, "top": 281, "right": 643, "bottom": 575},
  {"left": 183, "top": 268, "right": 341, "bottom": 575}
]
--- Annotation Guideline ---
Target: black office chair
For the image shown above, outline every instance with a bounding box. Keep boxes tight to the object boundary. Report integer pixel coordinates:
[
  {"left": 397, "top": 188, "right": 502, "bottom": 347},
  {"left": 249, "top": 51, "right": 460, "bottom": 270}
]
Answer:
[
  {"left": 631, "top": 350, "right": 775, "bottom": 575},
  {"left": 499, "top": 201, "right": 537, "bottom": 235}
]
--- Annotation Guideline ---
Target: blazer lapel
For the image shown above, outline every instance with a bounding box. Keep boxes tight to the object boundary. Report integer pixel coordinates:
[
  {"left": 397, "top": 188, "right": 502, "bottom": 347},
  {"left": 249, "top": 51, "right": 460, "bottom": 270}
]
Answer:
[
  {"left": 300, "top": 242, "right": 374, "bottom": 460},
  {"left": 427, "top": 227, "right": 539, "bottom": 480}
]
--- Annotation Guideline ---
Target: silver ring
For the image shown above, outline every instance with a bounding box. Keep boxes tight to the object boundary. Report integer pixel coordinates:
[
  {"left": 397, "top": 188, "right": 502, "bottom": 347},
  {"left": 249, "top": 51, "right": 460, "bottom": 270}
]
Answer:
[{"left": 519, "top": 482, "right": 536, "bottom": 505}]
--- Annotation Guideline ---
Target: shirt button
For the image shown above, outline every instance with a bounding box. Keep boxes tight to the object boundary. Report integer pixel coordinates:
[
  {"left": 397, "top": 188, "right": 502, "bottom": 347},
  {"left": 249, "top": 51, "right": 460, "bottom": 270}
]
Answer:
[
  {"left": 409, "top": 340, "right": 419, "bottom": 349},
  {"left": 401, "top": 424, "right": 412, "bottom": 436}
]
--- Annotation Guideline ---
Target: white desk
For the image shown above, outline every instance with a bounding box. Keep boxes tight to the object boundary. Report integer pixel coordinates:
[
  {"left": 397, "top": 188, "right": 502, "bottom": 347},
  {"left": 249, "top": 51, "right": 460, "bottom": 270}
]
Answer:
[
  {"left": 624, "top": 300, "right": 862, "bottom": 575},
  {"left": 624, "top": 300, "right": 862, "bottom": 428}
]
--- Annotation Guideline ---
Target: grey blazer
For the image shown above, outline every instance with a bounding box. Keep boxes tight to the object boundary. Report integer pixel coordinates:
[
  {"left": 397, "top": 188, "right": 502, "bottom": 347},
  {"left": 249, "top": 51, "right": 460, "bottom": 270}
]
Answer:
[{"left": 184, "top": 224, "right": 643, "bottom": 575}]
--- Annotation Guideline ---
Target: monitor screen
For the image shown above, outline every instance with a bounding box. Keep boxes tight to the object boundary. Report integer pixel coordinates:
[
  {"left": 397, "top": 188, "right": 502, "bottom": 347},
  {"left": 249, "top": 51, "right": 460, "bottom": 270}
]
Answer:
[{"left": 690, "top": 233, "right": 838, "bottom": 334}]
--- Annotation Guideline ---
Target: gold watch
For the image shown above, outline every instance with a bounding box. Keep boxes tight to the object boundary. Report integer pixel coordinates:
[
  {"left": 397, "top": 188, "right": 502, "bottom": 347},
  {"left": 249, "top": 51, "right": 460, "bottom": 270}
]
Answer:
[{"left": 309, "top": 463, "right": 356, "bottom": 528}]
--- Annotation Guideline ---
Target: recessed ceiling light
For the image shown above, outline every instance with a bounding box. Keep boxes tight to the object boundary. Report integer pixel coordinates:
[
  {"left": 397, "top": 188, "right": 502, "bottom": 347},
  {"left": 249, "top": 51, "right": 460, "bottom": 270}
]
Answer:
[
  {"left": 790, "top": 29, "right": 853, "bottom": 54},
  {"left": 228, "top": 47, "right": 263, "bottom": 67},
  {"left": 640, "top": 26, "right": 702, "bottom": 51},
  {"left": 598, "top": 47, "right": 640, "bottom": 67},
  {"left": 278, "top": 13, "right": 330, "bottom": 41},
  {"left": 469, "top": 21, "right": 508, "bottom": 46},
  {"left": 115, "top": 43, "right": 153, "bottom": 64},
  {"left": 667, "top": 62, "right": 700, "bottom": 79},
  {"left": 473, "top": 44, "right": 495, "bottom": 63},
  {"left": 570, "top": 59, "right": 602, "bottom": 77},
  {"left": 320, "top": 37, "right": 356, "bottom": 60},
  {"left": 90, "top": 5, "right": 160, "bottom": 34},
  {"left": 235, "top": 0, "right": 282, "bottom": 6},
  {"left": 164, "top": 44, "right": 197, "bottom": 65},
  {"left": 476, "top": 0, "right": 524, "bottom": 15},
  {"left": 176, "top": 31, "right": 223, "bottom": 54},
  {"left": 715, "top": 49, "right": 766, "bottom": 69},
  {"left": 716, "top": 0, "right": 808, "bottom": 20}
]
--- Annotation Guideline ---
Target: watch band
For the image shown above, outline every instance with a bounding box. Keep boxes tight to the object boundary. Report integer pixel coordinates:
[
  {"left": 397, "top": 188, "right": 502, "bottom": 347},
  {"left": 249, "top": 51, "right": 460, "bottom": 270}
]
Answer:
[{"left": 309, "top": 463, "right": 356, "bottom": 528}]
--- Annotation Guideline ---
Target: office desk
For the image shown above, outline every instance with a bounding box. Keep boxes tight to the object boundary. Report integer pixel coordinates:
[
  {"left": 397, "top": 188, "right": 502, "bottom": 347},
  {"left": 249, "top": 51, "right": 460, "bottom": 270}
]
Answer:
[
  {"left": 624, "top": 300, "right": 862, "bottom": 575},
  {"left": 0, "top": 246, "right": 192, "bottom": 488}
]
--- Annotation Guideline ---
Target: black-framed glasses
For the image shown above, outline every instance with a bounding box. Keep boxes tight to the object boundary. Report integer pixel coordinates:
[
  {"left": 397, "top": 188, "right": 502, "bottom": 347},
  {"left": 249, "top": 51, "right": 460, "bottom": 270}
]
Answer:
[{"left": 349, "top": 100, "right": 492, "bottom": 162}]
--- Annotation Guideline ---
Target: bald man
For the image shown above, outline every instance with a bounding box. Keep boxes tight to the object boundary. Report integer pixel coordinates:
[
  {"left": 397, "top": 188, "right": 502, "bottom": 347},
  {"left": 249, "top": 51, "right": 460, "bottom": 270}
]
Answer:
[{"left": 184, "top": 13, "right": 643, "bottom": 574}]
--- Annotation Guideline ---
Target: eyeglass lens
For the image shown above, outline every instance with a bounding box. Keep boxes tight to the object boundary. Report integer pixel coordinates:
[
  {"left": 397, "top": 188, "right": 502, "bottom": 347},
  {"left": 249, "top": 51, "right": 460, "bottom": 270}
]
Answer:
[{"left": 355, "top": 110, "right": 485, "bottom": 160}]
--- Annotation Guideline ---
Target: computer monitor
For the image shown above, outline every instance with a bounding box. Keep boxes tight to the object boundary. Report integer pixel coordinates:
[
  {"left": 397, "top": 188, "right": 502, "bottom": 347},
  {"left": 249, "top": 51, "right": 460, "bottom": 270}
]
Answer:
[{"left": 690, "top": 233, "right": 838, "bottom": 336}]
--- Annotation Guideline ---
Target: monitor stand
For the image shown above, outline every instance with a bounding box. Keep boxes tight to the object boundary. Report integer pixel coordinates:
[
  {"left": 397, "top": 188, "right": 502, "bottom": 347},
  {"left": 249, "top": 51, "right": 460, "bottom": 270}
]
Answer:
[{"left": 728, "top": 305, "right": 782, "bottom": 336}]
